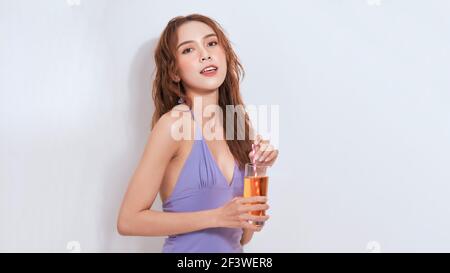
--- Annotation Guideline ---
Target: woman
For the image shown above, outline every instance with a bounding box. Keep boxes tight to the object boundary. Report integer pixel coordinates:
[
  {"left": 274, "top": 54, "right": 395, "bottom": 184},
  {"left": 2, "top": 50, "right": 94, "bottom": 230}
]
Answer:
[{"left": 117, "top": 14, "right": 279, "bottom": 252}]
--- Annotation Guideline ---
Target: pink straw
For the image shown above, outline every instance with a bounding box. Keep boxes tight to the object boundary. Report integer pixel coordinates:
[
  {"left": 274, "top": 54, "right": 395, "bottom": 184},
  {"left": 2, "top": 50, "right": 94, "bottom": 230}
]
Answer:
[{"left": 252, "top": 143, "right": 257, "bottom": 177}]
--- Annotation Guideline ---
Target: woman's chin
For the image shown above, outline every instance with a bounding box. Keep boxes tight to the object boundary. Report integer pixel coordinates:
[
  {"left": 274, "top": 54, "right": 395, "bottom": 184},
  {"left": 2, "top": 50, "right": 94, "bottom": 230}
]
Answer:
[{"left": 193, "top": 82, "right": 223, "bottom": 92}]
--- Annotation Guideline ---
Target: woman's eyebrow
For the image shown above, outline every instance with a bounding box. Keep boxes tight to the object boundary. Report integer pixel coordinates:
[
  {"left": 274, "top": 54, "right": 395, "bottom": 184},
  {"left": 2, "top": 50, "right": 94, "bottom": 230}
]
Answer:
[{"left": 176, "top": 33, "right": 217, "bottom": 50}]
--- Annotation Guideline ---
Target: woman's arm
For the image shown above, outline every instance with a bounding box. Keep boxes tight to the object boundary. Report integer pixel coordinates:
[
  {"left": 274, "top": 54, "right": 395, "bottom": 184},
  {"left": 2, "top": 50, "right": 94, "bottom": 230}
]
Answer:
[
  {"left": 118, "top": 208, "right": 218, "bottom": 236},
  {"left": 117, "top": 110, "right": 219, "bottom": 236}
]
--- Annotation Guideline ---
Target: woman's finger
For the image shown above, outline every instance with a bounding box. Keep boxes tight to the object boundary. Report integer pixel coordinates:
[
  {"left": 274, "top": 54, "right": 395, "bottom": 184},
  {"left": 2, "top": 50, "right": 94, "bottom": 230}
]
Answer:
[
  {"left": 253, "top": 143, "right": 267, "bottom": 161},
  {"left": 254, "top": 134, "right": 262, "bottom": 146},
  {"left": 241, "top": 220, "right": 263, "bottom": 231},
  {"left": 254, "top": 143, "right": 273, "bottom": 162},
  {"left": 262, "top": 150, "right": 279, "bottom": 164},
  {"left": 240, "top": 203, "right": 269, "bottom": 213},
  {"left": 257, "top": 145, "right": 276, "bottom": 162},
  {"left": 239, "top": 213, "right": 270, "bottom": 222},
  {"left": 238, "top": 196, "right": 268, "bottom": 204},
  {"left": 261, "top": 148, "right": 278, "bottom": 163}
]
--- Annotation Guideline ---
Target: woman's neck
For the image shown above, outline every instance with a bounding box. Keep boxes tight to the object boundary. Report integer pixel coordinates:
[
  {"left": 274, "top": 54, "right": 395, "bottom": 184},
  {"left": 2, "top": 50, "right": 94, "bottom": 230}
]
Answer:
[
  {"left": 186, "top": 88, "right": 223, "bottom": 129},
  {"left": 187, "top": 88, "right": 218, "bottom": 113}
]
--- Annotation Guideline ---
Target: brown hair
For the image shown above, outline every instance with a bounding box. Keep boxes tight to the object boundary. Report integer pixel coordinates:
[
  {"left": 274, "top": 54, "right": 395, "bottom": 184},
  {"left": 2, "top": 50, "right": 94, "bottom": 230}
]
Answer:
[{"left": 151, "top": 14, "right": 254, "bottom": 170}]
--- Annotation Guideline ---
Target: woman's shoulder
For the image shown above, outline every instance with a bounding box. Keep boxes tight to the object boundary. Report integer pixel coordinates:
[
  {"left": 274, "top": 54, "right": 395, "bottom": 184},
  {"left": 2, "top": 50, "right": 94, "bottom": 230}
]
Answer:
[
  {"left": 171, "top": 103, "right": 190, "bottom": 113},
  {"left": 155, "top": 104, "right": 189, "bottom": 126},
  {"left": 152, "top": 104, "right": 193, "bottom": 141}
]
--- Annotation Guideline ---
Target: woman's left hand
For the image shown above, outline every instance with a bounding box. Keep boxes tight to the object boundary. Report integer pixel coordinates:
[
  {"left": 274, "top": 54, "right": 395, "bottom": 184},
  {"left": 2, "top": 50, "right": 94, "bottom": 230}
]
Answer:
[{"left": 249, "top": 135, "right": 279, "bottom": 166}]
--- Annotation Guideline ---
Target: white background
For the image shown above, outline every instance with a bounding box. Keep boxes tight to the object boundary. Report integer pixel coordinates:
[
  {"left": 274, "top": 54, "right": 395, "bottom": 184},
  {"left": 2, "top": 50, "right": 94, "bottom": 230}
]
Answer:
[{"left": 1, "top": 0, "right": 450, "bottom": 252}]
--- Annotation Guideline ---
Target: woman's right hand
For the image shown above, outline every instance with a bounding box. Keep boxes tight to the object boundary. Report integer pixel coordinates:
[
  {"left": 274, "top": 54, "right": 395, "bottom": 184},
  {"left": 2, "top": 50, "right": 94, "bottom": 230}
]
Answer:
[{"left": 214, "top": 196, "right": 270, "bottom": 231}]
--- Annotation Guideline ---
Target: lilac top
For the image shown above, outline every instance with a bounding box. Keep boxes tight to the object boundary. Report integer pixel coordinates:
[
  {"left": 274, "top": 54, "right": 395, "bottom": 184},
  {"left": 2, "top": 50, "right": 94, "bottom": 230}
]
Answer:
[{"left": 161, "top": 109, "right": 245, "bottom": 253}]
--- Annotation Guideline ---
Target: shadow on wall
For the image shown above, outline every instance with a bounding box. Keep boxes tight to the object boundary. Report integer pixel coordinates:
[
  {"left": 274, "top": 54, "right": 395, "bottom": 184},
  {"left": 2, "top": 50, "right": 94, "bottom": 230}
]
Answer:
[{"left": 100, "top": 37, "right": 165, "bottom": 252}]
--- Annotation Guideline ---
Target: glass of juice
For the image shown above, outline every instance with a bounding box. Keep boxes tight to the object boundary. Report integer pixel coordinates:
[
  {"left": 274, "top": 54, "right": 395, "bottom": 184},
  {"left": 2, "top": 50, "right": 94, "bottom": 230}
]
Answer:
[{"left": 244, "top": 163, "right": 269, "bottom": 226}]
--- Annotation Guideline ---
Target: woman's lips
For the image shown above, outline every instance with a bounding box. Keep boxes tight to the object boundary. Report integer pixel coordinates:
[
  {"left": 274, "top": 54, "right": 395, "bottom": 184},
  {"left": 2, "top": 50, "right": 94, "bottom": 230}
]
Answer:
[{"left": 200, "top": 67, "right": 218, "bottom": 77}]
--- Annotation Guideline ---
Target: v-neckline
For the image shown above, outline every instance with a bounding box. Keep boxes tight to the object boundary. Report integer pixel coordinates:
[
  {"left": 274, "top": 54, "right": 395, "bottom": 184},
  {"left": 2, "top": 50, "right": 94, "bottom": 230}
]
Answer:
[
  {"left": 189, "top": 109, "right": 236, "bottom": 187},
  {"left": 203, "top": 140, "right": 237, "bottom": 187}
]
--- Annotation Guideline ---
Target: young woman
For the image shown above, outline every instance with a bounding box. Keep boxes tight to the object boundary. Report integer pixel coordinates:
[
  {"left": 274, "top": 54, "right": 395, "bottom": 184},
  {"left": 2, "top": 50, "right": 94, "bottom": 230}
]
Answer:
[{"left": 117, "top": 14, "right": 279, "bottom": 253}]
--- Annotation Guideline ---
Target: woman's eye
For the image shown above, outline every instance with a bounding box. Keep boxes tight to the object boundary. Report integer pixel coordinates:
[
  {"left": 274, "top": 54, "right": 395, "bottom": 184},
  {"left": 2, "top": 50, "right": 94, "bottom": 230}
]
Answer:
[
  {"left": 208, "top": 41, "right": 218, "bottom": 47},
  {"left": 181, "top": 41, "right": 217, "bottom": 54},
  {"left": 182, "top": 48, "right": 193, "bottom": 54}
]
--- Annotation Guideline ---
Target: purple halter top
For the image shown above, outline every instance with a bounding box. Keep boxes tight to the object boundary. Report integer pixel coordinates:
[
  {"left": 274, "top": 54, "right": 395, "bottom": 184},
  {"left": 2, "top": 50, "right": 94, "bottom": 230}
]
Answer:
[{"left": 161, "top": 109, "right": 245, "bottom": 253}]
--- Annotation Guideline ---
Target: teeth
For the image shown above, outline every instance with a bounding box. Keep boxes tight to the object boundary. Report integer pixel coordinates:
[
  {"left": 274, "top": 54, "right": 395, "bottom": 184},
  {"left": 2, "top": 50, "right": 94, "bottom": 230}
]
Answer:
[{"left": 202, "top": 66, "right": 217, "bottom": 73}]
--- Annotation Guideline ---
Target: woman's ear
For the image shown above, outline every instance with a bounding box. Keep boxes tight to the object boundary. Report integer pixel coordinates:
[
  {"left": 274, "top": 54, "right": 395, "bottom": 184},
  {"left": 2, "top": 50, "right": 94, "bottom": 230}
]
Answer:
[{"left": 170, "top": 74, "right": 180, "bottom": 83}]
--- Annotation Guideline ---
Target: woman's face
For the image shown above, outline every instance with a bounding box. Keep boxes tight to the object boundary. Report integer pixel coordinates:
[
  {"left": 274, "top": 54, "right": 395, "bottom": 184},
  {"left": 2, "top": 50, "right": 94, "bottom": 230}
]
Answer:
[{"left": 175, "top": 21, "right": 227, "bottom": 93}]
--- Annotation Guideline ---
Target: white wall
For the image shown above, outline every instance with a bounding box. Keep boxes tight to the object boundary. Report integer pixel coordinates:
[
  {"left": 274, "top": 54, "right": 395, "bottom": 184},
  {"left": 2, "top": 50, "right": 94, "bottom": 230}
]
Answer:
[{"left": 1, "top": 0, "right": 450, "bottom": 252}]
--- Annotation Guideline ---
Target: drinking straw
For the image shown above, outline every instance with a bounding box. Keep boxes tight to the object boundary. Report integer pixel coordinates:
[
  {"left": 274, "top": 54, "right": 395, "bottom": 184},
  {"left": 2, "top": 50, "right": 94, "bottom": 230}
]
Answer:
[{"left": 252, "top": 143, "right": 257, "bottom": 177}]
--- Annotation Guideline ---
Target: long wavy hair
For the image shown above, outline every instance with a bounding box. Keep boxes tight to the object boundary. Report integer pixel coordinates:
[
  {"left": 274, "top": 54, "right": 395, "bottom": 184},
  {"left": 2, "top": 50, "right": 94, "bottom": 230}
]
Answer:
[{"left": 151, "top": 14, "right": 254, "bottom": 170}]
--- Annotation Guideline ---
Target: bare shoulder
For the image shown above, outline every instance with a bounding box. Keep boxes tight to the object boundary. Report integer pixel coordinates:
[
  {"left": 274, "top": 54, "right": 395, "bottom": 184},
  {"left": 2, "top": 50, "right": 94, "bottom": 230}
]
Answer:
[
  {"left": 150, "top": 105, "right": 192, "bottom": 148},
  {"left": 152, "top": 110, "right": 181, "bottom": 142},
  {"left": 171, "top": 103, "right": 190, "bottom": 113},
  {"left": 155, "top": 103, "right": 190, "bottom": 125}
]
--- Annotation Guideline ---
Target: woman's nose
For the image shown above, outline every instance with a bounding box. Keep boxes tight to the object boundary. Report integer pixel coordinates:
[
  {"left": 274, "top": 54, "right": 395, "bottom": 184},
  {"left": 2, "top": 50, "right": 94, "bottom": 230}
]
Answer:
[
  {"left": 199, "top": 47, "right": 212, "bottom": 62},
  {"left": 201, "top": 56, "right": 212, "bottom": 62}
]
